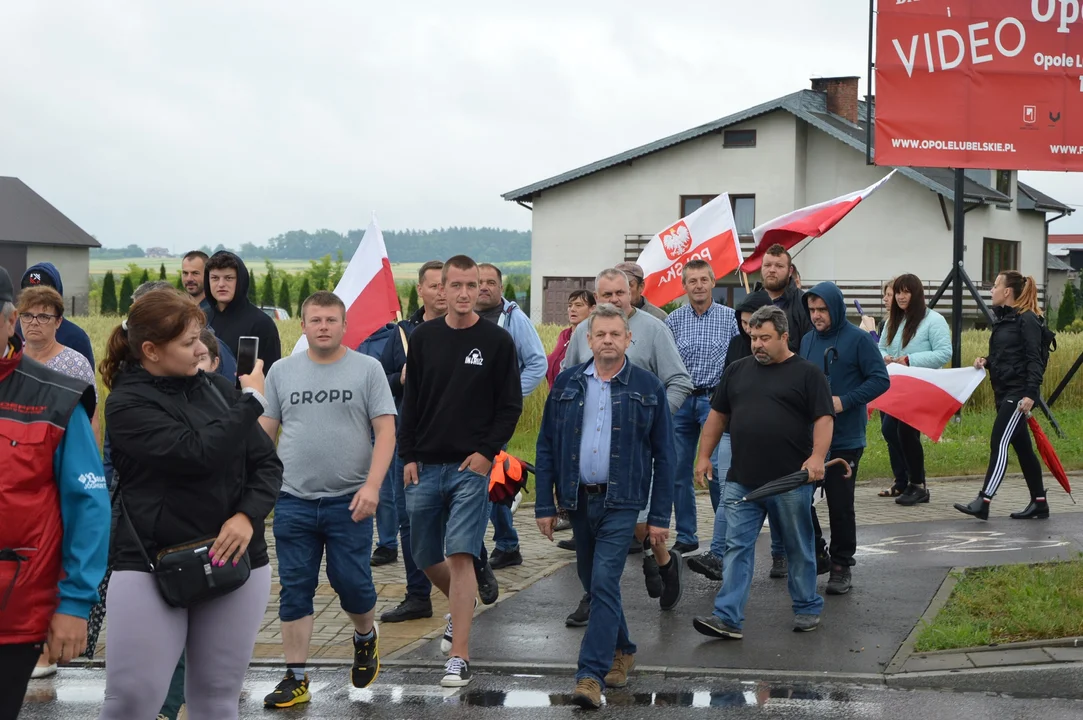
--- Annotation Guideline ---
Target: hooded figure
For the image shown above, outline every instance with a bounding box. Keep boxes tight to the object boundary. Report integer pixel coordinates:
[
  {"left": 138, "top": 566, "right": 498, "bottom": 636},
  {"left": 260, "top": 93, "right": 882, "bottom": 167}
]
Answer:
[
  {"left": 202, "top": 251, "right": 282, "bottom": 371},
  {"left": 722, "top": 291, "right": 773, "bottom": 373},
  {"left": 799, "top": 282, "right": 889, "bottom": 451},
  {"left": 19, "top": 262, "right": 95, "bottom": 367}
]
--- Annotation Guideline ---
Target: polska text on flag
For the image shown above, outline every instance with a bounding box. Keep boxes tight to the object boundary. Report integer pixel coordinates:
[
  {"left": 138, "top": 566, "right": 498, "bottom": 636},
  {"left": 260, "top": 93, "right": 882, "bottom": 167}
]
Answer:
[
  {"left": 292, "top": 216, "right": 400, "bottom": 355},
  {"left": 868, "top": 364, "right": 986, "bottom": 443},
  {"left": 636, "top": 194, "right": 743, "bottom": 307},
  {"left": 739, "top": 170, "right": 897, "bottom": 274}
]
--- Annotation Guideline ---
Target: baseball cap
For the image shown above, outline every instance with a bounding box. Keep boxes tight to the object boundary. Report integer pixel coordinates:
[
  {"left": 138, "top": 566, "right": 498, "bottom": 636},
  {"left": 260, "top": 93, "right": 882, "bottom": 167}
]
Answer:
[
  {"left": 0, "top": 266, "right": 14, "bottom": 305},
  {"left": 21, "top": 268, "right": 55, "bottom": 289},
  {"left": 614, "top": 262, "right": 645, "bottom": 281}
]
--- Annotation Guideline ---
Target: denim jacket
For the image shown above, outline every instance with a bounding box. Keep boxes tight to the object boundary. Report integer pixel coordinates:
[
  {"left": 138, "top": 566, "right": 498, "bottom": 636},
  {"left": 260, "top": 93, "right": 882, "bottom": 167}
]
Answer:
[{"left": 534, "top": 359, "right": 675, "bottom": 528}]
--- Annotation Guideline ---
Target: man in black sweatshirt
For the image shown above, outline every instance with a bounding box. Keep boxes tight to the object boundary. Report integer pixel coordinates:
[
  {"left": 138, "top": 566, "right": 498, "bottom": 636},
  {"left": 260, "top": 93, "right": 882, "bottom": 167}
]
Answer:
[
  {"left": 203, "top": 251, "right": 282, "bottom": 371},
  {"left": 398, "top": 255, "right": 522, "bottom": 688}
]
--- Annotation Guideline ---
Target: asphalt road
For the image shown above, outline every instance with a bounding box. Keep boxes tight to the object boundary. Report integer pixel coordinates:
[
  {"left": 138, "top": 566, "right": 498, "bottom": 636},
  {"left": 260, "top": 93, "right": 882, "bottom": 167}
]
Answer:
[{"left": 18, "top": 668, "right": 1083, "bottom": 719}]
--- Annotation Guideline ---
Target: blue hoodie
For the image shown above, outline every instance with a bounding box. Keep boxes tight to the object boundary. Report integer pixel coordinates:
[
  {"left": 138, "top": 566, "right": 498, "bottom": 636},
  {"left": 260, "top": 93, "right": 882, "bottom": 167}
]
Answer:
[
  {"left": 19, "top": 262, "right": 95, "bottom": 367},
  {"left": 800, "top": 282, "right": 890, "bottom": 452}
]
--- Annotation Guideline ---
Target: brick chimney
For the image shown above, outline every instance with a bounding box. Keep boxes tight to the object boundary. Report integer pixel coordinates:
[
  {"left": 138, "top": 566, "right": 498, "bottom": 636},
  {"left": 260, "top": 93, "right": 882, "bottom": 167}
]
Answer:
[{"left": 811, "top": 76, "right": 860, "bottom": 124}]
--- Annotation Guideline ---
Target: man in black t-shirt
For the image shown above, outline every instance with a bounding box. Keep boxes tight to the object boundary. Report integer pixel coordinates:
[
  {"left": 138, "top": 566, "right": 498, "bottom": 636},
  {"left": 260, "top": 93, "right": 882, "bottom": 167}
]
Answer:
[
  {"left": 690, "top": 305, "right": 834, "bottom": 639},
  {"left": 397, "top": 255, "right": 523, "bottom": 688}
]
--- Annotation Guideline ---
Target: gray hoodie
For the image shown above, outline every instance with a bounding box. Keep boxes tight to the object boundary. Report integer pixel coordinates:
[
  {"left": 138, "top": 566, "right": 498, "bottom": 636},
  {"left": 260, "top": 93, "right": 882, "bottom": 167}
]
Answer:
[{"left": 562, "top": 307, "right": 692, "bottom": 414}]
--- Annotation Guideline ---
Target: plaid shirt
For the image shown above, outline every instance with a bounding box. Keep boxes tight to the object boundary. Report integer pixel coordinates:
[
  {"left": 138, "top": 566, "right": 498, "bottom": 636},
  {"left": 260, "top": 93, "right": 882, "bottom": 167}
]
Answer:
[{"left": 665, "top": 302, "right": 739, "bottom": 389}]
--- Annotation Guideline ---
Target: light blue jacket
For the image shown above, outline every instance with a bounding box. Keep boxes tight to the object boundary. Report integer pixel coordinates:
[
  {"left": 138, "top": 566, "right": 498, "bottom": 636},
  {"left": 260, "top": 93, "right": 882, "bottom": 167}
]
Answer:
[
  {"left": 498, "top": 298, "right": 548, "bottom": 398},
  {"left": 878, "top": 308, "right": 952, "bottom": 369}
]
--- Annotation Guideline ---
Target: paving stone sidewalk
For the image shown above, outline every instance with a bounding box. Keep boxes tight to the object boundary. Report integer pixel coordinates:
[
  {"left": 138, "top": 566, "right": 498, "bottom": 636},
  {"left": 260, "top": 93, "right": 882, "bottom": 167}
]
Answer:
[{"left": 92, "top": 473, "right": 1083, "bottom": 663}]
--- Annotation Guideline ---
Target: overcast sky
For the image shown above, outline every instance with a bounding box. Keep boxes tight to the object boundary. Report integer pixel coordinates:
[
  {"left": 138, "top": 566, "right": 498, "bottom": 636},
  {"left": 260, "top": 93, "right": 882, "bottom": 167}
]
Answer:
[{"left": 2, "top": 1, "right": 1082, "bottom": 250}]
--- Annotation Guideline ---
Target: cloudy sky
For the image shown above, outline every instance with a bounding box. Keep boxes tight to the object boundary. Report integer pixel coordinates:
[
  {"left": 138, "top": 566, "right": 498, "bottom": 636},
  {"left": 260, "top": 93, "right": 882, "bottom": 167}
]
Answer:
[{"left": 2, "top": 1, "right": 1081, "bottom": 250}]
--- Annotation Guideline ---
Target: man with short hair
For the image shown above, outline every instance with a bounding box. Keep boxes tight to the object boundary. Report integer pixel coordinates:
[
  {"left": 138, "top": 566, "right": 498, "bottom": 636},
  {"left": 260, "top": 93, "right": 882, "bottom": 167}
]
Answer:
[
  {"left": 693, "top": 305, "right": 833, "bottom": 639},
  {"left": 19, "top": 262, "right": 95, "bottom": 367},
  {"left": 204, "top": 251, "right": 282, "bottom": 370},
  {"left": 181, "top": 250, "right": 210, "bottom": 309},
  {"left": 536, "top": 303, "right": 674, "bottom": 709},
  {"left": 665, "top": 259, "right": 739, "bottom": 555},
  {"left": 375, "top": 260, "right": 448, "bottom": 622},
  {"left": 759, "top": 244, "right": 811, "bottom": 352},
  {"left": 563, "top": 269, "right": 692, "bottom": 617},
  {"left": 398, "top": 255, "right": 523, "bottom": 687},
  {"left": 475, "top": 262, "right": 547, "bottom": 571},
  {"left": 614, "top": 261, "right": 668, "bottom": 320},
  {"left": 1, "top": 265, "right": 110, "bottom": 719},
  {"left": 800, "top": 283, "right": 889, "bottom": 595},
  {"left": 259, "top": 291, "right": 397, "bottom": 707}
]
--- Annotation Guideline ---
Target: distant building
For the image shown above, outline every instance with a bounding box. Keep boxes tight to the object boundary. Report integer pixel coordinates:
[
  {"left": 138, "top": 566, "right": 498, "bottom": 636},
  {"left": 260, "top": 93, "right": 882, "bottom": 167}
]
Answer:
[
  {"left": 1049, "top": 235, "right": 1083, "bottom": 272},
  {"left": 0, "top": 177, "right": 100, "bottom": 314},
  {"left": 503, "top": 77, "right": 1073, "bottom": 326},
  {"left": 145, "top": 246, "right": 172, "bottom": 258}
]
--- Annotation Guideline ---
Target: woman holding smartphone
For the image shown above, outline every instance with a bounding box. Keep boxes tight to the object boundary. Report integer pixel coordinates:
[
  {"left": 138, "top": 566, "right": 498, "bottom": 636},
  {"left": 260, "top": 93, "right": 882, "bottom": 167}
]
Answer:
[
  {"left": 97, "top": 289, "right": 282, "bottom": 720},
  {"left": 878, "top": 274, "right": 952, "bottom": 506}
]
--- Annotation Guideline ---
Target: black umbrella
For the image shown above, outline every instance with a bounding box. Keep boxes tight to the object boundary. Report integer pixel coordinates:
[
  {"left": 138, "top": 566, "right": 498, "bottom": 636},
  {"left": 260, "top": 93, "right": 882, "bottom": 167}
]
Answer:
[{"left": 729, "top": 458, "right": 852, "bottom": 505}]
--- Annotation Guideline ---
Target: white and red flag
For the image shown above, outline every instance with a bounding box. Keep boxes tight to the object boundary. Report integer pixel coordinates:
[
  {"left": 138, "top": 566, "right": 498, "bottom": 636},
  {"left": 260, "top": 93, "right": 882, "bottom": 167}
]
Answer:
[
  {"left": 868, "top": 364, "right": 986, "bottom": 442},
  {"left": 739, "top": 170, "right": 897, "bottom": 274},
  {"left": 636, "top": 194, "right": 744, "bottom": 307},
  {"left": 292, "top": 216, "right": 400, "bottom": 355}
]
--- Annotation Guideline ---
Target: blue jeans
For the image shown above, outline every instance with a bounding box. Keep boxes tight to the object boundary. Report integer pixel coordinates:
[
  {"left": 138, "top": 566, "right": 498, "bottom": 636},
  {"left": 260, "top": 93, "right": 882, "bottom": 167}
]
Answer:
[
  {"left": 706, "top": 434, "right": 731, "bottom": 558},
  {"left": 489, "top": 502, "right": 520, "bottom": 552},
  {"left": 273, "top": 492, "right": 377, "bottom": 621},
  {"left": 673, "top": 394, "right": 721, "bottom": 546},
  {"left": 568, "top": 489, "right": 638, "bottom": 686},
  {"left": 405, "top": 462, "right": 490, "bottom": 570},
  {"left": 713, "top": 481, "right": 822, "bottom": 629},
  {"left": 390, "top": 454, "right": 432, "bottom": 600},
  {"left": 375, "top": 478, "right": 399, "bottom": 551}
]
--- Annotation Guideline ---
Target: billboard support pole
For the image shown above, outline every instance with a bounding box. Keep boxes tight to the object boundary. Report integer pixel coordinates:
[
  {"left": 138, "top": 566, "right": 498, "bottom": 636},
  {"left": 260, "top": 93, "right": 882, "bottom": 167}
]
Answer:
[
  {"left": 865, "top": 0, "right": 875, "bottom": 165},
  {"left": 950, "top": 168, "right": 965, "bottom": 370}
]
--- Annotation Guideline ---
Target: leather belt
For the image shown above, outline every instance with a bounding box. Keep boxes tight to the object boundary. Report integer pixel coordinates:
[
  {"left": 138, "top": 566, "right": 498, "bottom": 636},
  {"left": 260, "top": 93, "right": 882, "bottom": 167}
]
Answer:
[
  {"left": 691, "top": 386, "right": 717, "bottom": 397},
  {"left": 580, "top": 483, "right": 608, "bottom": 495}
]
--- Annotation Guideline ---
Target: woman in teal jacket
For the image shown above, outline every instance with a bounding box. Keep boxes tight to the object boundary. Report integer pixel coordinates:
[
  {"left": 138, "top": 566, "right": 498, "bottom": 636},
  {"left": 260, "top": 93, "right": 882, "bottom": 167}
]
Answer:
[{"left": 878, "top": 274, "right": 952, "bottom": 507}]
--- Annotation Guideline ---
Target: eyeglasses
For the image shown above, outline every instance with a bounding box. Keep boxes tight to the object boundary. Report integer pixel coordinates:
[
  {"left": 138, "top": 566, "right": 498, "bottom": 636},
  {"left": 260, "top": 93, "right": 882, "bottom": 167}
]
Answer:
[{"left": 19, "top": 313, "right": 59, "bottom": 324}]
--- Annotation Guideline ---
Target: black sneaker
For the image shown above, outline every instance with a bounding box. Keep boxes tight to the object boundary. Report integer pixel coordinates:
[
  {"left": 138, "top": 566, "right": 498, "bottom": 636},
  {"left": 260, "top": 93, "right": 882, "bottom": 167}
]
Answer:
[
  {"left": 642, "top": 554, "right": 663, "bottom": 598},
  {"left": 476, "top": 561, "right": 499, "bottom": 605},
  {"left": 556, "top": 537, "right": 577, "bottom": 551},
  {"left": 825, "top": 565, "right": 852, "bottom": 595},
  {"left": 816, "top": 549, "right": 831, "bottom": 576},
  {"left": 441, "top": 656, "right": 472, "bottom": 688},
  {"left": 659, "top": 550, "right": 683, "bottom": 611},
  {"left": 566, "top": 593, "right": 591, "bottom": 627},
  {"left": 264, "top": 671, "right": 311, "bottom": 708},
  {"left": 370, "top": 546, "right": 398, "bottom": 566},
  {"left": 896, "top": 483, "right": 930, "bottom": 506},
  {"left": 440, "top": 598, "right": 479, "bottom": 654},
  {"left": 671, "top": 541, "right": 699, "bottom": 554},
  {"left": 351, "top": 626, "right": 380, "bottom": 688},
  {"left": 489, "top": 548, "right": 523, "bottom": 569},
  {"left": 769, "top": 555, "right": 788, "bottom": 579},
  {"left": 692, "top": 615, "right": 742, "bottom": 640},
  {"left": 380, "top": 595, "right": 433, "bottom": 623},
  {"left": 686, "top": 551, "right": 723, "bottom": 581}
]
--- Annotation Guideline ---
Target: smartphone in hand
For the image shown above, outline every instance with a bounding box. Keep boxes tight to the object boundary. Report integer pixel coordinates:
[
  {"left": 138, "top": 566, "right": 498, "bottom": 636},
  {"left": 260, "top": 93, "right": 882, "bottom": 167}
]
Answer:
[
  {"left": 236, "top": 336, "right": 259, "bottom": 377},
  {"left": 854, "top": 300, "right": 865, "bottom": 316}
]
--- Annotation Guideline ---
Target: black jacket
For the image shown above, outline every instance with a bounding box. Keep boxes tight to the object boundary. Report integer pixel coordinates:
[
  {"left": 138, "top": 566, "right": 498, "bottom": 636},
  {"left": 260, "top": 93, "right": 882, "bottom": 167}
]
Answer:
[
  {"left": 203, "top": 252, "right": 283, "bottom": 371},
  {"left": 105, "top": 367, "right": 283, "bottom": 572},
  {"left": 986, "top": 306, "right": 1046, "bottom": 402},
  {"left": 723, "top": 291, "right": 773, "bottom": 372},
  {"left": 753, "top": 280, "right": 811, "bottom": 352}
]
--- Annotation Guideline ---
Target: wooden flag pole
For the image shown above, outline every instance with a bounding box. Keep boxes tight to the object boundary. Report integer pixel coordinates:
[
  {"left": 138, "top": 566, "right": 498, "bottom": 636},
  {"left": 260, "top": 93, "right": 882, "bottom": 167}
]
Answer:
[
  {"left": 395, "top": 310, "right": 408, "bottom": 355},
  {"left": 741, "top": 272, "right": 750, "bottom": 294}
]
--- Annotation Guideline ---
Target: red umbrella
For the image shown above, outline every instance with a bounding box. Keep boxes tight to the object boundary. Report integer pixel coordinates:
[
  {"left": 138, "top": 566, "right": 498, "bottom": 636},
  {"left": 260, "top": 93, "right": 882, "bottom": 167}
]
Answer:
[{"left": 1027, "top": 413, "right": 1075, "bottom": 504}]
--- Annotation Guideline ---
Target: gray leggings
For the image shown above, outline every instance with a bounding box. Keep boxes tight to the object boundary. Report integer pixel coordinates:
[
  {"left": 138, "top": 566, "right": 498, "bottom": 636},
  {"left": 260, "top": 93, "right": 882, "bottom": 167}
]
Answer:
[{"left": 97, "top": 565, "right": 271, "bottom": 720}]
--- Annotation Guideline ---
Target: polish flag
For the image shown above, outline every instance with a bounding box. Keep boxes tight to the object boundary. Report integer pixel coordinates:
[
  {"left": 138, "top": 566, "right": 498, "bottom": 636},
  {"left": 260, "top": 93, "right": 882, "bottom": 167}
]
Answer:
[
  {"left": 868, "top": 364, "right": 986, "bottom": 442},
  {"left": 292, "top": 216, "right": 400, "bottom": 355},
  {"left": 637, "top": 194, "right": 744, "bottom": 307},
  {"left": 739, "top": 170, "right": 897, "bottom": 274}
]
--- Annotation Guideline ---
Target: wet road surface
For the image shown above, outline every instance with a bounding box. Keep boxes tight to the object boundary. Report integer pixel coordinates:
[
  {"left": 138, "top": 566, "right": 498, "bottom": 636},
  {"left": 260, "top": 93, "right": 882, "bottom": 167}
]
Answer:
[{"left": 18, "top": 667, "right": 1083, "bottom": 719}]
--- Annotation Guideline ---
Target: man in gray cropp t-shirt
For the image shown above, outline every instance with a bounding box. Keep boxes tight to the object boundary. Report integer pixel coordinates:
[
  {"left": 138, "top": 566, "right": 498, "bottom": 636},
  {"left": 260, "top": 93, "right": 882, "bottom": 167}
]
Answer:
[{"left": 263, "top": 350, "right": 398, "bottom": 498}]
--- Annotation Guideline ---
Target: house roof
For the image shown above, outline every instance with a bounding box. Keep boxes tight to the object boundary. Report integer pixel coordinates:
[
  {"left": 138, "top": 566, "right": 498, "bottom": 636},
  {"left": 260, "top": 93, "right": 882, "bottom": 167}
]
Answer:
[
  {"left": 1050, "top": 234, "right": 1083, "bottom": 245},
  {"left": 0, "top": 177, "right": 100, "bottom": 249},
  {"left": 1048, "top": 253, "right": 1076, "bottom": 272},
  {"left": 502, "top": 90, "right": 1071, "bottom": 214}
]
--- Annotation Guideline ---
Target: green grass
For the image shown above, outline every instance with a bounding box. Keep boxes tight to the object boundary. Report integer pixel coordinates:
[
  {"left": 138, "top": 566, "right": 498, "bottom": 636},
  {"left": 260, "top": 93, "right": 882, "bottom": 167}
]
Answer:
[{"left": 914, "top": 559, "right": 1083, "bottom": 651}]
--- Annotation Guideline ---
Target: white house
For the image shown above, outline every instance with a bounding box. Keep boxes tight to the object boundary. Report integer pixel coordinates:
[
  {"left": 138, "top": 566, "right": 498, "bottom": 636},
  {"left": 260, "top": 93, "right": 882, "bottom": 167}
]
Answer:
[{"left": 502, "top": 77, "right": 1073, "bottom": 325}]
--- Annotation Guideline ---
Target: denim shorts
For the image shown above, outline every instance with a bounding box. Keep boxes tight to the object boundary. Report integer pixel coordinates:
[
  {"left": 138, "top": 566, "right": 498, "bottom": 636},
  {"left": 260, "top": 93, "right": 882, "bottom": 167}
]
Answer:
[
  {"left": 405, "top": 462, "right": 490, "bottom": 570},
  {"left": 273, "top": 491, "right": 376, "bottom": 622}
]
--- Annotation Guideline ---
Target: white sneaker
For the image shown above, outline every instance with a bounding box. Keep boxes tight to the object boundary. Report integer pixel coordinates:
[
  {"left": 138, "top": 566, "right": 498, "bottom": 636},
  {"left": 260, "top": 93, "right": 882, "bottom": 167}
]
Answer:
[
  {"left": 31, "top": 663, "right": 57, "bottom": 679},
  {"left": 510, "top": 491, "right": 523, "bottom": 515},
  {"left": 439, "top": 598, "right": 478, "bottom": 654},
  {"left": 441, "top": 656, "right": 473, "bottom": 687}
]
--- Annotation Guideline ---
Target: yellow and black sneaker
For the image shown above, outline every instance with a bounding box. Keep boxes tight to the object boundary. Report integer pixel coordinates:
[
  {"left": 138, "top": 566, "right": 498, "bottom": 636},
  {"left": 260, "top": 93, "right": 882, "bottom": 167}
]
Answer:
[
  {"left": 351, "top": 625, "right": 380, "bottom": 688},
  {"left": 264, "top": 670, "right": 310, "bottom": 708}
]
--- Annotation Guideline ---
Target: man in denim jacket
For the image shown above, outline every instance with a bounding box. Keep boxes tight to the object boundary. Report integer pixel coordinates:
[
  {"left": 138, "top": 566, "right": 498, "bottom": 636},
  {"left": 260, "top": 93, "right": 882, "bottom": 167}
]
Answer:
[{"left": 535, "top": 303, "right": 675, "bottom": 709}]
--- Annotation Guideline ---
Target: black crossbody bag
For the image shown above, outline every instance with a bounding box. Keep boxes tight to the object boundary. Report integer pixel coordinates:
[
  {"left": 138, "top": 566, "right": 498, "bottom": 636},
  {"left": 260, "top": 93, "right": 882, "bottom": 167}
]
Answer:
[{"left": 115, "top": 376, "right": 251, "bottom": 608}]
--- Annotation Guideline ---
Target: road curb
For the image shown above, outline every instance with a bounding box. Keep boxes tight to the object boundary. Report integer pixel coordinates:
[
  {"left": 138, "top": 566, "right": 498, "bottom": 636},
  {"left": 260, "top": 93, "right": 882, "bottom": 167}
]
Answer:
[{"left": 885, "top": 566, "right": 962, "bottom": 674}]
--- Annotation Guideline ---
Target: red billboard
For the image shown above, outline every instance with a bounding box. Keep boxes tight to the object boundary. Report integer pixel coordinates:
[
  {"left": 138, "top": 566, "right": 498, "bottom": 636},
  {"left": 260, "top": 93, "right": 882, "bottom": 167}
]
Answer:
[{"left": 875, "top": 0, "right": 1083, "bottom": 170}]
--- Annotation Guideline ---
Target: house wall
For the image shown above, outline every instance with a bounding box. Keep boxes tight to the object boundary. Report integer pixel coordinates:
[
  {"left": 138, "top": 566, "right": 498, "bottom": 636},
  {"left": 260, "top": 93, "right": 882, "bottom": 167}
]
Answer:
[{"left": 24, "top": 245, "right": 92, "bottom": 315}]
